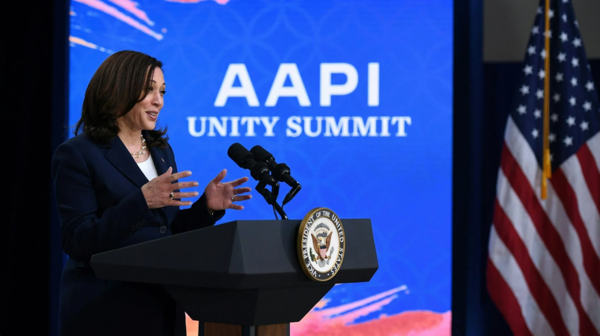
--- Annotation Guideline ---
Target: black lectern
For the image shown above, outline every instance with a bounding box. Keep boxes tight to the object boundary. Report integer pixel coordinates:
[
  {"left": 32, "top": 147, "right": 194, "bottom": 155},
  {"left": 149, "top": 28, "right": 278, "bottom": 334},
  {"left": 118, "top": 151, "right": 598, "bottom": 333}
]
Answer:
[{"left": 91, "top": 219, "right": 378, "bottom": 336}]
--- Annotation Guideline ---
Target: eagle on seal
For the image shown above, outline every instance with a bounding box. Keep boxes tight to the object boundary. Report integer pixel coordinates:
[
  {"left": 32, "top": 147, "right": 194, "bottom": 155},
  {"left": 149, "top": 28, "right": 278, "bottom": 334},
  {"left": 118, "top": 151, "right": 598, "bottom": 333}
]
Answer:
[{"left": 312, "top": 232, "right": 333, "bottom": 260}]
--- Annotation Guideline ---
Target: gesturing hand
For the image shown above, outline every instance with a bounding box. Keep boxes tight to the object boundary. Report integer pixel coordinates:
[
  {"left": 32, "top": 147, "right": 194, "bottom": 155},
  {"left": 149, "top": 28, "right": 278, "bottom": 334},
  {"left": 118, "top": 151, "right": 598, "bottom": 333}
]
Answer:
[
  {"left": 142, "top": 167, "right": 199, "bottom": 209},
  {"left": 205, "top": 169, "right": 252, "bottom": 212}
]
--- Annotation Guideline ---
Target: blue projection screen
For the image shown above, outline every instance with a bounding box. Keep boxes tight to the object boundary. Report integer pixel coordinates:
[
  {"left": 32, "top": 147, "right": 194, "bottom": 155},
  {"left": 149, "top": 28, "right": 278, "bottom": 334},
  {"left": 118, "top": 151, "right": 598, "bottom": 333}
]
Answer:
[{"left": 68, "top": 0, "right": 452, "bottom": 335}]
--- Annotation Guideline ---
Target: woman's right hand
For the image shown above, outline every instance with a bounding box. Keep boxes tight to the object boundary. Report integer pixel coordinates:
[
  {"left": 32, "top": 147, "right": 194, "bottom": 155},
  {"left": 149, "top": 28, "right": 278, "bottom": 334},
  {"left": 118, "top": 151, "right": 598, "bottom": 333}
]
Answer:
[{"left": 141, "top": 167, "right": 199, "bottom": 209}]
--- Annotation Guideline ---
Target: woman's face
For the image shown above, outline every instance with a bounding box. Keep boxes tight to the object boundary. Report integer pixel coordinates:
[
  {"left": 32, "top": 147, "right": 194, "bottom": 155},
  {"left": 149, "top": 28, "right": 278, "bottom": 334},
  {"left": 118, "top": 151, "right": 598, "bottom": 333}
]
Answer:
[{"left": 120, "top": 67, "right": 166, "bottom": 132}]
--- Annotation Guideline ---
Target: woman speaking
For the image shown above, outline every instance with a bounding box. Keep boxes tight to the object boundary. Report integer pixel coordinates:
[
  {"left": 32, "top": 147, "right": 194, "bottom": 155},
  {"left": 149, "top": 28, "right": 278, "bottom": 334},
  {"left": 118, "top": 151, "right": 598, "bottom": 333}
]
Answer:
[{"left": 52, "top": 50, "right": 251, "bottom": 336}]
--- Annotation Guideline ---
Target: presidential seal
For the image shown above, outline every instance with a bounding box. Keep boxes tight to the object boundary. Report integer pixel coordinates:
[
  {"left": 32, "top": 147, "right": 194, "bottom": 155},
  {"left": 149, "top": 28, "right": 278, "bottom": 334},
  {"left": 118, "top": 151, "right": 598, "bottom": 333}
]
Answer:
[{"left": 297, "top": 208, "right": 345, "bottom": 281}]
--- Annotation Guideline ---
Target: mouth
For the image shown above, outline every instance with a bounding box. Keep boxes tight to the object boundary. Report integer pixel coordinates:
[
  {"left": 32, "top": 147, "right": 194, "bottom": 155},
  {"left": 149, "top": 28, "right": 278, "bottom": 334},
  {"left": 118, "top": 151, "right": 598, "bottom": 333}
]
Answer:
[{"left": 146, "top": 111, "right": 158, "bottom": 121}]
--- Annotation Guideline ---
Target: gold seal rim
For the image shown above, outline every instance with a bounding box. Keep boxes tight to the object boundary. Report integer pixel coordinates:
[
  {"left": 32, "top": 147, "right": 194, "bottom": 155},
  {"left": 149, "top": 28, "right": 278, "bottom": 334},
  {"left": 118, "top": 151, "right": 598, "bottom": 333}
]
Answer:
[{"left": 297, "top": 207, "right": 346, "bottom": 282}]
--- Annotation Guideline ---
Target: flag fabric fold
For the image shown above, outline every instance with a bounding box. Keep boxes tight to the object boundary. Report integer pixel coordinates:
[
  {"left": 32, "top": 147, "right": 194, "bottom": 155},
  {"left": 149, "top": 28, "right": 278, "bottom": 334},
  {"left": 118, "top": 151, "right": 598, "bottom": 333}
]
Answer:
[{"left": 486, "top": 0, "right": 600, "bottom": 335}]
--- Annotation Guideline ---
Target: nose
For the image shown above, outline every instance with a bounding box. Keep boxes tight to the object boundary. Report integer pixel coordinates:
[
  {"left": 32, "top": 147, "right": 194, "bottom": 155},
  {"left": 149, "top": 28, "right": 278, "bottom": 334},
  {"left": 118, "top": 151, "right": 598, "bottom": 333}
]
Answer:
[{"left": 151, "top": 90, "right": 163, "bottom": 108}]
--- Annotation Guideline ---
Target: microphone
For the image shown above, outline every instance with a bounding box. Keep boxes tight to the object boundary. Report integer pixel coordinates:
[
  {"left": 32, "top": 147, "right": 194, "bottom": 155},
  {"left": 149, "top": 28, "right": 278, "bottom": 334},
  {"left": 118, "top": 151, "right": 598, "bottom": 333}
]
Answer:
[
  {"left": 250, "top": 145, "right": 301, "bottom": 206},
  {"left": 227, "top": 143, "right": 272, "bottom": 183},
  {"left": 228, "top": 143, "right": 287, "bottom": 220}
]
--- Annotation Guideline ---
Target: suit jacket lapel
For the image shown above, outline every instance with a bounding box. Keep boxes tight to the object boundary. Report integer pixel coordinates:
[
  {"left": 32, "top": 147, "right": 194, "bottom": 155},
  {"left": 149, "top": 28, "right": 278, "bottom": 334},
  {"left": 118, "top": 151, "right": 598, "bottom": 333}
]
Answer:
[
  {"left": 149, "top": 146, "right": 169, "bottom": 177},
  {"left": 103, "top": 136, "right": 149, "bottom": 188},
  {"left": 145, "top": 135, "right": 174, "bottom": 220}
]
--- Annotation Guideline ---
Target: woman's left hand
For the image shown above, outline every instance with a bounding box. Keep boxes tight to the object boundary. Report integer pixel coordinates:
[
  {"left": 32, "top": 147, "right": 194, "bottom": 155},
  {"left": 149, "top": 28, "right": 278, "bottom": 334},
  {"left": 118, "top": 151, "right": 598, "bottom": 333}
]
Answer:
[{"left": 205, "top": 169, "right": 252, "bottom": 212}]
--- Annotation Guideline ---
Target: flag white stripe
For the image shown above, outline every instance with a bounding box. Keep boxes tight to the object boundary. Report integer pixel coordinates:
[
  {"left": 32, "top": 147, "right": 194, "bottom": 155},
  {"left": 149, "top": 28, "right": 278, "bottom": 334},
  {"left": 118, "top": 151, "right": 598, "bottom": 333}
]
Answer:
[
  {"left": 560, "top": 156, "right": 600, "bottom": 258},
  {"left": 504, "top": 117, "right": 542, "bottom": 188},
  {"left": 545, "top": 182, "right": 600, "bottom": 332},
  {"left": 504, "top": 120, "right": 587, "bottom": 301},
  {"left": 504, "top": 117, "right": 600, "bottom": 330},
  {"left": 497, "top": 170, "right": 579, "bottom": 335},
  {"left": 489, "top": 225, "right": 554, "bottom": 336},
  {"left": 586, "top": 132, "right": 600, "bottom": 172}
]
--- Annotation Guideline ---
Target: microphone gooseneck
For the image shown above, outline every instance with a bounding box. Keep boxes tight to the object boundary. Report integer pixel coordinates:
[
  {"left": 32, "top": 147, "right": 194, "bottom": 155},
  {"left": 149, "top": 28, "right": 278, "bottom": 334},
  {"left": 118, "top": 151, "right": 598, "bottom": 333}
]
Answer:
[{"left": 250, "top": 145, "right": 302, "bottom": 206}]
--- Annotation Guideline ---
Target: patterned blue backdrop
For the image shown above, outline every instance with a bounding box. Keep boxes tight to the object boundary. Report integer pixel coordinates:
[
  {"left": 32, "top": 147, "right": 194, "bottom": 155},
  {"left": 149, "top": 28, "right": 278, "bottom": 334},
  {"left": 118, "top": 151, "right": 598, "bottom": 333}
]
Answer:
[{"left": 69, "top": 0, "right": 452, "bottom": 333}]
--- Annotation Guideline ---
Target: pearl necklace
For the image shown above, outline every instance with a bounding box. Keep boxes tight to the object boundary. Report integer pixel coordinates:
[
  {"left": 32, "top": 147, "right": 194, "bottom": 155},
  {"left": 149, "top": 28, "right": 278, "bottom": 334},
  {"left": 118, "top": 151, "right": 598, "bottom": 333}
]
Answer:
[{"left": 130, "top": 134, "right": 147, "bottom": 158}]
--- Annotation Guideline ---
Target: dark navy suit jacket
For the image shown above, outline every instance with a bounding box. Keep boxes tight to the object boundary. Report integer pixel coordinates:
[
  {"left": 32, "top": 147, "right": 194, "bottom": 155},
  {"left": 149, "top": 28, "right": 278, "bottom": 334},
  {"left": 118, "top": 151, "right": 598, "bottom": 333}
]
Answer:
[{"left": 52, "top": 131, "right": 224, "bottom": 336}]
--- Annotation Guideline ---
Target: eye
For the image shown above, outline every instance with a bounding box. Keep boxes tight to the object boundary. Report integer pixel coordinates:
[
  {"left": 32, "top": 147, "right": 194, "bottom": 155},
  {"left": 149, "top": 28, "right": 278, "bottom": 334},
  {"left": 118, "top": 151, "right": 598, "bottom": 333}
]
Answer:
[
  {"left": 147, "top": 87, "right": 154, "bottom": 92},
  {"left": 160, "top": 90, "right": 166, "bottom": 95}
]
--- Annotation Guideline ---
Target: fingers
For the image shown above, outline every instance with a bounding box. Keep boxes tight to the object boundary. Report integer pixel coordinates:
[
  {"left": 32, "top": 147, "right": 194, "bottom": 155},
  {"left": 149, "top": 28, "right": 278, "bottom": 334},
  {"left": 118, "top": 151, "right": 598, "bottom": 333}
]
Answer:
[
  {"left": 160, "top": 166, "right": 173, "bottom": 177},
  {"left": 170, "top": 181, "right": 199, "bottom": 191},
  {"left": 228, "top": 194, "right": 251, "bottom": 211},
  {"left": 232, "top": 194, "right": 252, "bottom": 202},
  {"left": 229, "top": 183, "right": 252, "bottom": 211},
  {"left": 169, "top": 170, "right": 192, "bottom": 182},
  {"left": 229, "top": 176, "right": 249, "bottom": 187},
  {"left": 229, "top": 204, "right": 245, "bottom": 210},
  {"left": 171, "top": 191, "right": 199, "bottom": 199},
  {"left": 211, "top": 169, "right": 227, "bottom": 184},
  {"left": 233, "top": 187, "right": 252, "bottom": 195},
  {"left": 169, "top": 200, "right": 193, "bottom": 207},
  {"left": 155, "top": 167, "right": 173, "bottom": 181}
]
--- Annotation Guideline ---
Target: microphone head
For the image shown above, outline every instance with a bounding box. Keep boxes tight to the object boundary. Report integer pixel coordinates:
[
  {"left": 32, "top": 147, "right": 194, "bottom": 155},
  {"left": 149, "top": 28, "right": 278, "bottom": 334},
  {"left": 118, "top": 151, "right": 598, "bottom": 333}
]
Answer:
[
  {"left": 250, "top": 145, "right": 273, "bottom": 162},
  {"left": 228, "top": 143, "right": 254, "bottom": 168}
]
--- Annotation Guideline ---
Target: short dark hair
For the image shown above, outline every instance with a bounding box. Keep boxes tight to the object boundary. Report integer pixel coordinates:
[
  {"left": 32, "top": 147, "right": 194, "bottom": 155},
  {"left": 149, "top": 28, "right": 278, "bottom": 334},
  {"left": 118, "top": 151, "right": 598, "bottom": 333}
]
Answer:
[{"left": 75, "top": 50, "right": 168, "bottom": 147}]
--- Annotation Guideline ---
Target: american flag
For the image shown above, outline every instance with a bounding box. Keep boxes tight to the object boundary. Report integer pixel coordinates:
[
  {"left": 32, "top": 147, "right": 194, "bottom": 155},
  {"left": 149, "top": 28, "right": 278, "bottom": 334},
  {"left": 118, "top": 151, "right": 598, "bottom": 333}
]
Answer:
[{"left": 486, "top": 0, "right": 600, "bottom": 335}]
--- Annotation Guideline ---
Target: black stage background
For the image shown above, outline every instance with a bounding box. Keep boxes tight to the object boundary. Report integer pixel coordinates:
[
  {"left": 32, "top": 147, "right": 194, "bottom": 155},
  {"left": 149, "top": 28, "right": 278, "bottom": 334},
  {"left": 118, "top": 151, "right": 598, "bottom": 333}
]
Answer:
[
  {"left": 2, "top": 1, "right": 598, "bottom": 335},
  {"left": 4, "top": 0, "right": 69, "bottom": 335}
]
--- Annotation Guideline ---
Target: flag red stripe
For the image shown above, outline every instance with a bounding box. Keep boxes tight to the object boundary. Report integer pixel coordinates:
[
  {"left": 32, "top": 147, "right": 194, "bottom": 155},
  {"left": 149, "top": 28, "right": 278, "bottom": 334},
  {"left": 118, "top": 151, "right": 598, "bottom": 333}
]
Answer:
[
  {"left": 576, "top": 144, "right": 600, "bottom": 214},
  {"left": 487, "top": 257, "right": 534, "bottom": 336},
  {"left": 492, "top": 200, "right": 569, "bottom": 335},
  {"left": 501, "top": 144, "right": 600, "bottom": 336},
  {"left": 550, "top": 168, "right": 600, "bottom": 295}
]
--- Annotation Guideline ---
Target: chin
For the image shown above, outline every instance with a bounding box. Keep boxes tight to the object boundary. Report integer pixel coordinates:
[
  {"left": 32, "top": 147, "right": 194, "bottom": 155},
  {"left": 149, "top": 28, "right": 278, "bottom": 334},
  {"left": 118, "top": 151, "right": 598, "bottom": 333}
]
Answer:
[{"left": 143, "top": 122, "right": 157, "bottom": 130}]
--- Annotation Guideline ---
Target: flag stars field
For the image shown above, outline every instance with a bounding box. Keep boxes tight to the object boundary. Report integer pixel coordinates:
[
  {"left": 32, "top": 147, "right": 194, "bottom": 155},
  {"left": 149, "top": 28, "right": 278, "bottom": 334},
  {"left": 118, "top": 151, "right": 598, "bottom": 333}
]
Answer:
[
  {"left": 580, "top": 121, "right": 589, "bottom": 131},
  {"left": 560, "top": 32, "right": 568, "bottom": 42},
  {"left": 556, "top": 72, "right": 564, "bottom": 82},
  {"left": 571, "top": 77, "right": 578, "bottom": 87},
  {"left": 537, "top": 89, "right": 544, "bottom": 99},
  {"left": 569, "top": 96, "right": 576, "bottom": 106}
]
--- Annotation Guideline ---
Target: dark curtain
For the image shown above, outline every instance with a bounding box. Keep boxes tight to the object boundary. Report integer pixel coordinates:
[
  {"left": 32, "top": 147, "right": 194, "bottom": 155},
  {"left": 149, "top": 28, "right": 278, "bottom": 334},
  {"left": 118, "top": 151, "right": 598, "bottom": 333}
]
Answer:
[{"left": 3, "top": 0, "right": 69, "bottom": 335}]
